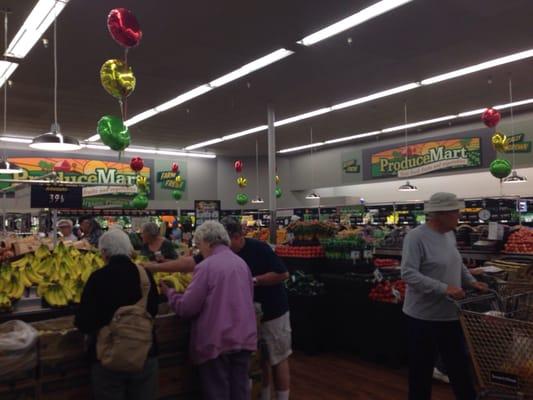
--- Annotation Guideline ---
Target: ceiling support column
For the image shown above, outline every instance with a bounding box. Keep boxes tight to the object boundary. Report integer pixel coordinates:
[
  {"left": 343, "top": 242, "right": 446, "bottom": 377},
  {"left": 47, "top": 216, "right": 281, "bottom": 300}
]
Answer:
[{"left": 267, "top": 105, "right": 277, "bottom": 244}]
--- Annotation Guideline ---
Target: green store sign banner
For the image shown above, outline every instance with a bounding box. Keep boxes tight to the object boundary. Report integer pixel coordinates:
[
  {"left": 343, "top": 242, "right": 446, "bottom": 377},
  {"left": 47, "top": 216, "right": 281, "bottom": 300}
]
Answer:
[
  {"left": 156, "top": 170, "right": 186, "bottom": 191},
  {"left": 503, "top": 133, "right": 531, "bottom": 153},
  {"left": 370, "top": 137, "right": 481, "bottom": 179}
]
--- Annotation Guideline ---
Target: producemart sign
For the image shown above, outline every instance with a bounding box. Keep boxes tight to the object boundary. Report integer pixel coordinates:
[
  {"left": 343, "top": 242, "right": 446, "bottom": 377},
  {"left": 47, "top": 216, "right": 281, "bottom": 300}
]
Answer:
[
  {"left": 1, "top": 158, "right": 152, "bottom": 208},
  {"left": 370, "top": 137, "right": 481, "bottom": 178}
]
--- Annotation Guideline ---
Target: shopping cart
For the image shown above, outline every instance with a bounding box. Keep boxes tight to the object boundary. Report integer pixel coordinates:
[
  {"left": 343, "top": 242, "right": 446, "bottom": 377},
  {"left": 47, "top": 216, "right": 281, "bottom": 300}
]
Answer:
[{"left": 454, "top": 286, "right": 533, "bottom": 399}]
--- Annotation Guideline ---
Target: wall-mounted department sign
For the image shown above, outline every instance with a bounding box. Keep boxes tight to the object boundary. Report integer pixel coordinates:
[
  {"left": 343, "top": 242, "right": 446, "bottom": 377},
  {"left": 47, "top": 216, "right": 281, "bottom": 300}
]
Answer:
[
  {"left": 503, "top": 133, "right": 531, "bottom": 153},
  {"left": 2, "top": 157, "right": 152, "bottom": 208},
  {"left": 156, "top": 170, "right": 186, "bottom": 190},
  {"left": 370, "top": 137, "right": 481, "bottom": 179},
  {"left": 342, "top": 159, "right": 360, "bottom": 173}
]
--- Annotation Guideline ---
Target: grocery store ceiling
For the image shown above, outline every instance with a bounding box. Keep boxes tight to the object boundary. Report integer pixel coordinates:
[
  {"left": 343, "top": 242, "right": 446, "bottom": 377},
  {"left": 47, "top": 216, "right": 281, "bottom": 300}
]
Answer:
[{"left": 4, "top": 0, "right": 533, "bottom": 156}]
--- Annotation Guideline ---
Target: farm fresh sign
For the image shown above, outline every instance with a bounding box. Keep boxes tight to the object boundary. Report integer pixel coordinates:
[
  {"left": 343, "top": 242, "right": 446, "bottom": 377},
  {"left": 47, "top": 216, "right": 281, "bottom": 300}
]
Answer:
[{"left": 370, "top": 137, "right": 481, "bottom": 178}]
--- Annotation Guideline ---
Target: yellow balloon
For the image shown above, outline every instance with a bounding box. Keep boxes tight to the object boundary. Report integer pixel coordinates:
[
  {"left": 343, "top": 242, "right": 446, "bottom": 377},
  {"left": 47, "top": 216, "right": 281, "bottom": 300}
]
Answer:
[
  {"left": 491, "top": 132, "right": 508, "bottom": 153},
  {"left": 136, "top": 175, "right": 147, "bottom": 188},
  {"left": 275, "top": 175, "right": 280, "bottom": 184},
  {"left": 175, "top": 175, "right": 182, "bottom": 185},
  {"left": 237, "top": 176, "right": 247, "bottom": 188},
  {"left": 100, "top": 59, "right": 136, "bottom": 99}
]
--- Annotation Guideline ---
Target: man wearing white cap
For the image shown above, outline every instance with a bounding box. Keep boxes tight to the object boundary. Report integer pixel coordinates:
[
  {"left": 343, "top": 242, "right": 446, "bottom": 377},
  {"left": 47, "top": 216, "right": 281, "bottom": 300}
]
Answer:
[
  {"left": 57, "top": 219, "right": 78, "bottom": 241},
  {"left": 401, "top": 192, "right": 487, "bottom": 400}
]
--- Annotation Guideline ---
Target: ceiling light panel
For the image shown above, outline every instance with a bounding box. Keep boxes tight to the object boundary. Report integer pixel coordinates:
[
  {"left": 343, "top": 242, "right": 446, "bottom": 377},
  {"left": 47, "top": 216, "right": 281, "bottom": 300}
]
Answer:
[
  {"left": 0, "top": 61, "right": 18, "bottom": 88},
  {"left": 5, "top": 0, "right": 69, "bottom": 59},
  {"left": 297, "top": 0, "right": 413, "bottom": 46},
  {"left": 0, "top": 136, "right": 32, "bottom": 144},
  {"left": 278, "top": 142, "right": 324, "bottom": 154}
]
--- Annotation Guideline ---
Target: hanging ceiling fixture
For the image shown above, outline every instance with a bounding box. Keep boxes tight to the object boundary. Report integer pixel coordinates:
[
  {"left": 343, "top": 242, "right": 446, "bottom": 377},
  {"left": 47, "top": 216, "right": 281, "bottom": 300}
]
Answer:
[
  {"left": 502, "top": 77, "right": 527, "bottom": 184},
  {"left": 0, "top": 11, "right": 23, "bottom": 174},
  {"left": 251, "top": 138, "right": 264, "bottom": 204},
  {"left": 305, "top": 192, "right": 321, "bottom": 200},
  {"left": 305, "top": 128, "right": 321, "bottom": 200},
  {"left": 398, "top": 103, "right": 418, "bottom": 192},
  {"left": 29, "top": 14, "right": 80, "bottom": 151},
  {"left": 398, "top": 181, "right": 419, "bottom": 192},
  {"left": 503, "top": 170, "right": 527, "bottom": 184}
]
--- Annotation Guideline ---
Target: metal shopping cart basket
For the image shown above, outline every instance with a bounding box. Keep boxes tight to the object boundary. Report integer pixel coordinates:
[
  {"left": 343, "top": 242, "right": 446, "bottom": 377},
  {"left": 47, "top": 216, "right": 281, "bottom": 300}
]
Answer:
[{"left": 454, "top": 285, "right": 533, "bottom": 399}]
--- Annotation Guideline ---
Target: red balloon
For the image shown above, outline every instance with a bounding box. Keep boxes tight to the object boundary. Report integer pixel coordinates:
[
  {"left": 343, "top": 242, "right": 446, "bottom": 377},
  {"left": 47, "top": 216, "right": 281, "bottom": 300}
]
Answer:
[
  {"left": 107, "top": 8, "right": 142, "bottom": 48},
  {"left": 481, "top": 107, "right": 501, "bottom": 128},
  {"left": 234, "top": 160, "right": 243, "bottom": 173},
  {"left": 172, "top": 162, "right": 179, "bottom": 173},
  {"left": 53, "top": 160, "right": 71, "bottom": 172},
  {"left": 130, "top": 157, "right": 144, "bottom": 172}
]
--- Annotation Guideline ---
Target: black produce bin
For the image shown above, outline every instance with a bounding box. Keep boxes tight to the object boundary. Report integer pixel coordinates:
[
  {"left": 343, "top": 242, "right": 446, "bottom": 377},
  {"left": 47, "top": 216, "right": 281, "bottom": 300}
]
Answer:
[
  {"left": 288, "top": 293, "right": 326, "bottom": 355},
  {"left": 281, "top": 257, "right": 326, "bottom": 274}
]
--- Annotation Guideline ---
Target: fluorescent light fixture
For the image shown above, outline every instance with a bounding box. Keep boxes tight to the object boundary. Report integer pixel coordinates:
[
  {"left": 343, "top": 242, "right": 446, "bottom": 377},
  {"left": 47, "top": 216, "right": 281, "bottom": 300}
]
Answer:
[
  {"left": 458, "top": 108, "right": 487, "bottom": 118},
  {"left": 124, "top": 147, "right": 216, "bottom": 159},
  {"left": 185, "top": 138, "right": 224, "bottom": 151},
  {"left": 324, "top": 130, "right": 381, "bottom": 144},
  {"left": 223, "top": 125, "right": 268, "bottom": 140},
  {"left": 0, "top": 61, "right": 18, "bottom": 88},
  {"left": 305, "top": 192, "right": 321, "bottom": 200},
  {"left": 494, "top": 98, "right": 533, "bottom": 110},
  {"left": 503, "top": 170, "right": 527, "bottom": 184},
  {"left": 398, "top": 181, "right": 418, "bottom": 192},
  {"left": 331, "top": 83, "right": 420, "bottom": 111},
  {"left": 251, "top": 197, "right": 265, "bottom": 204},
  {"left": 0, "top": 136, "right": 32, "bottom": 144},
  {"left": 83, "top": 144, "right": 111, "bottom": 150},
  {"left": 421, "top": 49, "right": 533, "bottom": 86},
  {"left": 275, "top": 108, "right": 332, "bottom": 127},
  {"left": 382, "top": 115, "right": 456, "bottom": 133},
  {"left": 124, "top": 108, "right": 159, "bottom": 127},
  {"left": 297, "top": 0, "right": 413, "bottom": 46},
  {"left": 278, "top": 142, "right": 324, "bottom": 154},
  {"left": 5, "top": 0, "right": 70, "bottom": 59},
  {"left": 86, "top": 134, "right": 100, "bottom": 142},
  {"left": 209, "top": 49, "right": 293, "bottom": 88},
  {"left": 155, "top": 85, "right": 213, "bottom": 113}
]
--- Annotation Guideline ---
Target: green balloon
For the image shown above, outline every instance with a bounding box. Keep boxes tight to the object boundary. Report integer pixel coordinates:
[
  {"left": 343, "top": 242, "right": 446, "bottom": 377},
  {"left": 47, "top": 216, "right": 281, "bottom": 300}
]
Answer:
[
  {"left": 172, "top": 190, "right": 183, "bottom": 201},
  {"left": 236, "top": 193, "right": 249, "bottom": 206},
  {"left": 97, "top": 115, "right": 131, "bottom": 151},
  {"left": 489, "top": 159, "right": 512, "bottom": 179},
  {"left": 275, "top": 187, "right": 282, "bottom": 198},
  {"left": 132, "top": 193, "right": 149, "bottom": 209}
]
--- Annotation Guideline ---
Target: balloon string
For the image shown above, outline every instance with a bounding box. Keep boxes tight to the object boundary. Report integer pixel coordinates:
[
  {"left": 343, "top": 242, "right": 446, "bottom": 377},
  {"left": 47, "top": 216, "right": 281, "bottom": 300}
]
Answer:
[{"left": 124, "top": 48, "right": 129, "bottom": 67}]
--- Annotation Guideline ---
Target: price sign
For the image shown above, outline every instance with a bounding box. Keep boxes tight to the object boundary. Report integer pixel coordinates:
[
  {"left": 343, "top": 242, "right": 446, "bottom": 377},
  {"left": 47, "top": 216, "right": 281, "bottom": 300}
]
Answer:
[{"left": 31, "top": 185, "right": 83, "bottom": 209}]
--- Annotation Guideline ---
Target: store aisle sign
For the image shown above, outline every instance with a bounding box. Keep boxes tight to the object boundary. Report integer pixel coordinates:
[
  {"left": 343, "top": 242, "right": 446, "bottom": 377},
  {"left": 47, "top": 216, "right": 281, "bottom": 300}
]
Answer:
[
  {"left": 370, "top": 137, "right": 481, "bottom": 178},
  {"left": 503, "top": 133, "right": 531, "bottom": 153},
  {"left": 3, "top": 158, "right": 151, "bottom": 208}
]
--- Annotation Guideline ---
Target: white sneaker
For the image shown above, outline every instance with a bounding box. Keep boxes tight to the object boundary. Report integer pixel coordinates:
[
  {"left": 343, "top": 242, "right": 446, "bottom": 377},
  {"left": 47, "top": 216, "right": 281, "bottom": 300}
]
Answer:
[{"left": 433, "top": 368, "right": 450, "bottom": 384}]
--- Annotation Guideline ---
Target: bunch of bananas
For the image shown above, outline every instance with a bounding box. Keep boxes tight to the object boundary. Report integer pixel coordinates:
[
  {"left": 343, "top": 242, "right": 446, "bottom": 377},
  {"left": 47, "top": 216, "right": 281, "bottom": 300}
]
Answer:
[
  {"left": 154, "top": 272, "right": 193, "bottom": 294},
  {"left": 0, "top": 242, "right": 106, "bottom": 310}
]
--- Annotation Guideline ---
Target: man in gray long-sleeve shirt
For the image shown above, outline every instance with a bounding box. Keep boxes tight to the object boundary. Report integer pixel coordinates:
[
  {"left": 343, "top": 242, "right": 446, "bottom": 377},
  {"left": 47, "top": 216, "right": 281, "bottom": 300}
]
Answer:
[{"left": 401, "top": 192, "right": 487, "bottom": 400}]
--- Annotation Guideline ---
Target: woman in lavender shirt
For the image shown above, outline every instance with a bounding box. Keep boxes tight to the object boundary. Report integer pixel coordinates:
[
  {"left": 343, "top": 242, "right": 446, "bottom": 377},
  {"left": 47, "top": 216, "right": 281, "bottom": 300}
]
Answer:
[{"left": 160, "top": 221, "right": 257, "bottom": 400}]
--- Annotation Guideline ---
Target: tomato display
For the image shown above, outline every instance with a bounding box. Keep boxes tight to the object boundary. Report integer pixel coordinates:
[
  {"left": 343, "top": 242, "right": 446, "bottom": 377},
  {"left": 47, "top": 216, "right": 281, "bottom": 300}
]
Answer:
[
  {"left": 275, "top": 245, "right": 325, "bottom": 258},
  {"left": 504, "top": 227, "right": 533, "bottom": 254},
  {"left": 368, "top": 280, "right": 406, "bottom": 303}
]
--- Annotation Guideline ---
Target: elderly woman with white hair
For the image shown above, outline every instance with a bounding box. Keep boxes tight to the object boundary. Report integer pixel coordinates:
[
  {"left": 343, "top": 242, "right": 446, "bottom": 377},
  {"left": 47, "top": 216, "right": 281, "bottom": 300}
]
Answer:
[
  {"left": 75, "top": 228, "right": 159, "bottom": 400},
  {"left": 160, "top": 220, "right": 257, "bottom": 400}
]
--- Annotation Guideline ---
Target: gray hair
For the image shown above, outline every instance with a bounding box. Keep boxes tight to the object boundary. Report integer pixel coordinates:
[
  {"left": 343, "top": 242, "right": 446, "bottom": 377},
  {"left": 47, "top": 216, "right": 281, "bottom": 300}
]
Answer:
[
  {"left": 141, "top": 222, "right": 160, "bottom": 238},
  {"left": 194, "top": 221, "right": 230, "bottom": 247},
  {"left": 99, "top": 228, "right": 133, "bottom": 258}
]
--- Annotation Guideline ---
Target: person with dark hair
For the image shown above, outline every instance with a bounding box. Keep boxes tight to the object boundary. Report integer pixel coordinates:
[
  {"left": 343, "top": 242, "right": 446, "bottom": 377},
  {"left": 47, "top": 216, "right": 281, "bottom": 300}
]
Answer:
[
  {"left": 79, "top": 215, "right": 103, "bottom": 247},
  {"left": 144, "top": 217, "right": 291, "bottom": 400}
]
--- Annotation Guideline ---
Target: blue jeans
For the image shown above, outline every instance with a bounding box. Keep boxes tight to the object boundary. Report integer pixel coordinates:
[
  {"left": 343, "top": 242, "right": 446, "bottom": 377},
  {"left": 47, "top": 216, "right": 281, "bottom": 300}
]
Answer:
[
  {"left": 91, "top": 357, "right": 158, "bottom": 400},
  {"left": 407, "top": 316, "right": 476, "bottom": 400}
]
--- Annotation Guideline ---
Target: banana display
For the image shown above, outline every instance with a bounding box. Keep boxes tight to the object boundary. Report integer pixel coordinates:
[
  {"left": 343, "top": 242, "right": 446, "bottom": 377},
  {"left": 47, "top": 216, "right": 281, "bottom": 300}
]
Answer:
[
  {"left": 153, "top": 272, "right": 193, "bottom": 294},
  {"left": 0, "top": 242, "right": 106, "bottom": 310}
]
